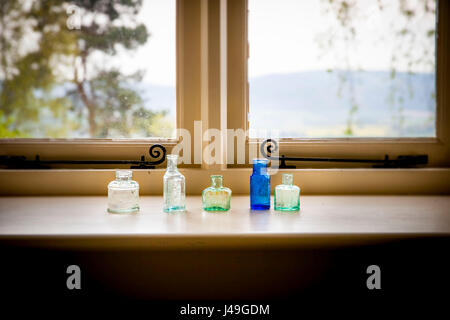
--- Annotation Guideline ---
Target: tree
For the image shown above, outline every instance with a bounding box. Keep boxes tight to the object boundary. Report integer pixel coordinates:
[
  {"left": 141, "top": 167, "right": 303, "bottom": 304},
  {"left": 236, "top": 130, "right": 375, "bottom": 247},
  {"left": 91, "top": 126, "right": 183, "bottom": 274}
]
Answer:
[{"left": 0, "top": 0, "right": 172, "bottom": 138}]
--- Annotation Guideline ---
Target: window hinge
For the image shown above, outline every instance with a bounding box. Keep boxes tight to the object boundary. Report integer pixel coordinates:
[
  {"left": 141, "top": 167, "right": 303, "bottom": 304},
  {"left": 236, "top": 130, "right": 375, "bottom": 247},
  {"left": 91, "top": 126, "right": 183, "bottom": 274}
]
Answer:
[
  {"left": 260, "top": 139, "right": 428, "bottom": 169},
  {"left": 0, "top": 144, "right": 167, "bottom": 169}
]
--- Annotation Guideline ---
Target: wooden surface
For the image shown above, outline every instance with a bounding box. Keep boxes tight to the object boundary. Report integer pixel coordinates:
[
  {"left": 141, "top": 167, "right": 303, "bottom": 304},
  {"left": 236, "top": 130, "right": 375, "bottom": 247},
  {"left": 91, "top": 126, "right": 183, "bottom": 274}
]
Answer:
[{"left": 1, "top": 195, "right": 449, "bottom": 248}]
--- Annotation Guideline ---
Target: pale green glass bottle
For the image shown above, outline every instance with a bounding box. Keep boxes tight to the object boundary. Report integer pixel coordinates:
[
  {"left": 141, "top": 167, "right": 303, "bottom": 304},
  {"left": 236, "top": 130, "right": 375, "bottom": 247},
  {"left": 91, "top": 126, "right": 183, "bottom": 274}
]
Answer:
[
  {"left": 274, "top": 173, "right": 300, "bottom": 211},
  {"left": 108, "top": 170, "right": 139, "bottom": 213},
  {"left": 163, "top": 154, "right": 186, "bottom": 213},
  {"left": 202, "top": 175, "right": 231, "bottom": 211}
]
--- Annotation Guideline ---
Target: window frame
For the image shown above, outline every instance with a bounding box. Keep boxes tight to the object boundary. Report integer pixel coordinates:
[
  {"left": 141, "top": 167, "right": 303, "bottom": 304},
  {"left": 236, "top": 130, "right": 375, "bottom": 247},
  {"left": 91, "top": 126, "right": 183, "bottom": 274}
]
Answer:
[
  {"left": 1, "top": 0, "right": 449, "bottom": 196},
  {"left": 0, "top": 0, "right": 197, "bottom": 164},
  {"left": 0, "top": 0, "right": 230, "bottom": 169},
  {"left": 0, "top": 0, "right": 449, "bottom": 172},
  {"left": 227, "top": 0, "right": 450, "bottom": 168}
]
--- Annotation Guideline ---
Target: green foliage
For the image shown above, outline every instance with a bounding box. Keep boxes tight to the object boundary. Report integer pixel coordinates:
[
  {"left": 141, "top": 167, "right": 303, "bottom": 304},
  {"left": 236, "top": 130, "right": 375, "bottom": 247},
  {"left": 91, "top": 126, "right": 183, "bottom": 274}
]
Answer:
[
  {"left": 0, "top": 0, "right": 172, "bottom": 138},
  {"left": 0, "top": 111, "right": 24, "bottom": 138}
]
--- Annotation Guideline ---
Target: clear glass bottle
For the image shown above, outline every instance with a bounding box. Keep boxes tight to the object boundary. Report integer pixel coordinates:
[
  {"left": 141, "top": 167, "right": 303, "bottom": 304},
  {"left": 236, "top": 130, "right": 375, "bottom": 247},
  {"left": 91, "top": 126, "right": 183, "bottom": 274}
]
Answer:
[
  {"left": 163, "top": 154, "right": 186, "bottom": 212},
  {"left": 250, "top": 158, "right": 271, "bottom": 210},
  {"left": 107, "top": 170, "right": 139, "bottom": 213},
  {"left": 202, "top": 175, "right": 231, "bottom": 211},
  {"left": 274, "top": 173, "right": 300, "bottom": 211}
]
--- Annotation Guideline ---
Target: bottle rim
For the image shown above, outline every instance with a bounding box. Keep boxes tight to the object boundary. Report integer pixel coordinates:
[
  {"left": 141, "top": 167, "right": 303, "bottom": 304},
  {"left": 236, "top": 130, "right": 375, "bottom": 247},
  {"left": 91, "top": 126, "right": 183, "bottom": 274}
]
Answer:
[
  {"left": 282, "top": 173, "right": 293, "bottom": 185},
  {"left": 252, "top": 158, "right": 268, "bottom": 163},
  {"left": 116, "top": 170, "right": 132, "bottom": 179}
]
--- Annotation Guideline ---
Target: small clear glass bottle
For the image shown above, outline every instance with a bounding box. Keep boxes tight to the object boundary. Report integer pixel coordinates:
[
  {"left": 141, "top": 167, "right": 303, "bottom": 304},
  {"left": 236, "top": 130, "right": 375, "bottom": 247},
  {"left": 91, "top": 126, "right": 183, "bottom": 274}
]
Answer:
[
  {"left": 202, "top": 175, "right": 231, "bottom": 211},
  {"left": 274, "top": 173, "right": 300, "bottom": 211},
  {"left": 107, "top": 170, "right": 139, "bottom": 213},
  {"left": 250, "top": 158, "right": 271, "bottom": 210},
  {"left": 163, "top": 154, "right": 186, "bottom": 212}
]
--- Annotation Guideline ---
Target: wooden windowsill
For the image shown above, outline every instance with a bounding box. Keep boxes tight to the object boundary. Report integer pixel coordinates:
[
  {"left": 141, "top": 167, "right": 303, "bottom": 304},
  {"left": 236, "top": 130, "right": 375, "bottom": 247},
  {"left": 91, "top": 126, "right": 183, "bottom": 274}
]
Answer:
[{"left": 1, "top": 195, "right": 449, "bottom": 249}]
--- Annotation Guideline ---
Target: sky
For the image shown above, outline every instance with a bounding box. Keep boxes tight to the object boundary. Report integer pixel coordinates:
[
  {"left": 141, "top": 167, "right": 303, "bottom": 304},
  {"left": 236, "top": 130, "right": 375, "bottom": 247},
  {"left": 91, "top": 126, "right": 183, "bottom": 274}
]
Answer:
[
  {"left": 248, "top": 0, "right": 436, "bottom": 78},
  {"left": 1, "top": 0, "right": 436, "bottom": 85},
  {"left": 123, "top": 0, "right": 435, "bottom": 86},
  {"left": 120, "top": 0, "right": 176, "bottom": 86}
]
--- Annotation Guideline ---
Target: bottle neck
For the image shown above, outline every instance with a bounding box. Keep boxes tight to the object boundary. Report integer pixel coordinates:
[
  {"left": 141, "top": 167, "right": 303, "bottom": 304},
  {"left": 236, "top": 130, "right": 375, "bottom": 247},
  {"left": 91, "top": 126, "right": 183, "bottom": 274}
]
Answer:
[
  {"left": 116, "top": 170, "right": 132, "bottom": 182},
  {"left": 282, "top": 174, "right": 293, "bottom": 185},
  {"left": 166, "top": 157, "right": 178, "bottom": 172},
  {"left": 253, "top": 164, "right": 268, "bottom": 174},
  {"left": 211, "top": 176, "right": 223, "bottom": 188}
]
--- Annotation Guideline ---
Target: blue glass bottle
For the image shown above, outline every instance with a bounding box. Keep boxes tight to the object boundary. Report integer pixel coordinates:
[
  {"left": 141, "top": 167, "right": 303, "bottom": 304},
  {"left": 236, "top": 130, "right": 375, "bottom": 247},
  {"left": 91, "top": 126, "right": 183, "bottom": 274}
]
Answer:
[{"left": 250, "top": 159, "right": 270, "bottom": 210}]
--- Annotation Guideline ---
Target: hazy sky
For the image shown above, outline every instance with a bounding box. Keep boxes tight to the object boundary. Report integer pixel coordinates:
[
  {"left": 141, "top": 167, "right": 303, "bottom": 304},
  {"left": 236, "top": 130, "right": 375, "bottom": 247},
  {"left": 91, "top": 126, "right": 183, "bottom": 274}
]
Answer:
[
  {"left": 124, "top": 0, "right": 176, "bottom": 86},
  {"left": 249, "top": 0, "right": 436, "bottom": 78},
  {"left": 121, "top": 0, "right": 435, "bottom": 86}
]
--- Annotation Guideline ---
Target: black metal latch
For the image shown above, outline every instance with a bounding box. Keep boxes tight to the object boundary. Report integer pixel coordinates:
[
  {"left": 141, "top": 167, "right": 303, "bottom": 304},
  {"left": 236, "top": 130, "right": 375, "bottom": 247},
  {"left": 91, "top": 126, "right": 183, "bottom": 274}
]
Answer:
[
  {"left": 0, "top": 144, "right": 166, "bottom": 169},
  {"left": 260, "top": 139, "right": 428, "bottom": 169}
]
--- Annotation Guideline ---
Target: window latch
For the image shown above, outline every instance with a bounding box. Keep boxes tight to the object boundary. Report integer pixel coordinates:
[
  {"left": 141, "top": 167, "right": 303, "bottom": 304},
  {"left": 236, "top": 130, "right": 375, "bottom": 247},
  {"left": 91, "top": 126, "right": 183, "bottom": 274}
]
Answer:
[
  {"left": 0, "top": 144, "right": 167, "bottom": 169},
  {"left": 260, "top": 139, "right": 428, "bottom": 169}
]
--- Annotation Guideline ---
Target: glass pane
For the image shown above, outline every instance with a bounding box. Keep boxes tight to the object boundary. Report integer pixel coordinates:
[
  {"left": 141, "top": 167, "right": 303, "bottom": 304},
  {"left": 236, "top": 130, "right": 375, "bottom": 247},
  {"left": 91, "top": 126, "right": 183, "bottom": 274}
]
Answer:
[
  {"left": 249, "top": 0, "right": 436, "bottom": 138},
  {"left": 0, "top": 0, "right": 175, "bottom": 139}
]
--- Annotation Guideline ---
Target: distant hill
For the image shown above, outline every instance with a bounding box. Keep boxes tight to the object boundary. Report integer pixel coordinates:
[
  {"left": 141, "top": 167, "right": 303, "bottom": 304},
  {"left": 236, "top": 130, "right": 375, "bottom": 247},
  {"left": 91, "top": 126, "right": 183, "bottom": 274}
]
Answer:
[
  {"left": 1, "top": 70, "right": 435, "bottom": 138},
  {"left": 136, "top": 82, "right": 176, "bottom": 116},
  {"left": 248, "top": 70, "right": 435, "bottom": 137},
  {"left": 138, "top": 70, "right": 435, "bottom": 137}
]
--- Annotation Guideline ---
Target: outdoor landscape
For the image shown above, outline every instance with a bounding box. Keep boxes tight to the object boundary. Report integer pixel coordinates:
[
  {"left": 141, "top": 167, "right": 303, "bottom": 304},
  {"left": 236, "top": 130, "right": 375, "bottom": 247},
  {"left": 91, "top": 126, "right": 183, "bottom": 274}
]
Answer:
[
  {"left": 249, "top": 70, "right": 435, "bottom": 137},
  {"left": 0, "top": 0, "right": 436, "bottom": 139}
]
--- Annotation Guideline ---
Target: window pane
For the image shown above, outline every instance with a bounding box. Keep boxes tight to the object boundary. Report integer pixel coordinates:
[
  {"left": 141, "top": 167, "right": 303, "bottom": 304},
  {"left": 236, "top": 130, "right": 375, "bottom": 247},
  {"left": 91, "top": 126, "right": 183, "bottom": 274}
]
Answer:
[
  {"left": 249, "top": 0, "right": 436, "bottom": 138},
  {"left": 0, "top": 0, "right": 175, "bottom": 139}
]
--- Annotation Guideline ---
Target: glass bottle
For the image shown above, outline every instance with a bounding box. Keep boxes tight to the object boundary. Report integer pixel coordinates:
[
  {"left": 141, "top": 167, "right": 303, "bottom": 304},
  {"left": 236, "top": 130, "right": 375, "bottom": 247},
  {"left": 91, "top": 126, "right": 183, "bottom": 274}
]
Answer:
[
  {"left": 202, "top": 175, "right": 232, "bottom": 211},
  {"left": 163, "top": 154, "right": 186, "bottom": 212},
  {"left": 107, "top": 170, "right": 139, "bottom": 213},
  {"left": 250, "top": 158, "right": 271, "bottom": 210},
  {"left": 274, "top": 173, "right": 300, "bottom": 211}
]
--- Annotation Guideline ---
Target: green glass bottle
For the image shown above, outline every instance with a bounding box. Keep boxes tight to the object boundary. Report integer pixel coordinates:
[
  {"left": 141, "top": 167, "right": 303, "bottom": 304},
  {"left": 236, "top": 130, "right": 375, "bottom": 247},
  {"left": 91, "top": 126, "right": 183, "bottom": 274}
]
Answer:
[
  {"left": 274, "top": 173, "right": 300, "bottom": 211},
  {"left": 202, "top": 175, "right": 231, "bottom": 211}
]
